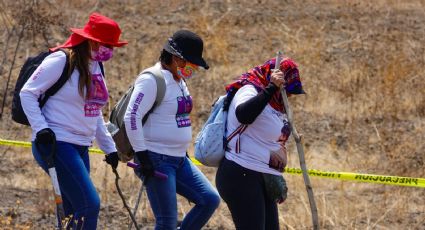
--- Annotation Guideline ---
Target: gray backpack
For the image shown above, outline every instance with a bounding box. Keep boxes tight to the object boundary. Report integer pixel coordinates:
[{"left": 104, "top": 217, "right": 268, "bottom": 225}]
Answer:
[{"left": 107, "top": 64, "right": 166, "bottom": 162}]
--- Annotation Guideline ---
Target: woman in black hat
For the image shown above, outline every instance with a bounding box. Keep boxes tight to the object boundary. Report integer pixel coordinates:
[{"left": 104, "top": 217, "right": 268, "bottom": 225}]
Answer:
[{"left": 123, "top": 30, "right": 220, "bottom": 229}]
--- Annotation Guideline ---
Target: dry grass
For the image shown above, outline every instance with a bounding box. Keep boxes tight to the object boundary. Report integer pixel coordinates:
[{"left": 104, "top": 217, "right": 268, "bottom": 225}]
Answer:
[{"left": 0, "top": 0, "right": 424, "bottom": 229}]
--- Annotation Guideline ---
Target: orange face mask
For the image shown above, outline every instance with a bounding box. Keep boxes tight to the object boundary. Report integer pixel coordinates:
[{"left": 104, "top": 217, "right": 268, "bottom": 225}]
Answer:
[{"left": 177, "top": 62, "right": 199, "bottom": 79}]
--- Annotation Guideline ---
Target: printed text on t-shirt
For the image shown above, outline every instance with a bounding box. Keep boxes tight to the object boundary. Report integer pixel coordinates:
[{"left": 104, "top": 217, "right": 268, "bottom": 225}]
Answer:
[{"left": 130, "top": 92, "right": 144, "bottom": 130}]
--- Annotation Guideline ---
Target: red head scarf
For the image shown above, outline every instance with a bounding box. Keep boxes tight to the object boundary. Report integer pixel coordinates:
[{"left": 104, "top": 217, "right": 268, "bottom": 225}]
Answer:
[{"left": 225, "top": 57, "right": 304, "bottom": 112}]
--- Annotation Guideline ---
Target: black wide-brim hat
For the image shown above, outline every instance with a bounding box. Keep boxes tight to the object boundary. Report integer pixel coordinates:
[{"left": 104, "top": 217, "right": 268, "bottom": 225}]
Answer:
[{"left": 164, "top": 30, "right": 209, "bottom": 69}]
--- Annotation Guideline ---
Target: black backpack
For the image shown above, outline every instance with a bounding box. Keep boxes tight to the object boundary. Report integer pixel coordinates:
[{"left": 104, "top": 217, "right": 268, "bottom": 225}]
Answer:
[{"left": 11, "top": 49, "right": 104, "bottom": 126}]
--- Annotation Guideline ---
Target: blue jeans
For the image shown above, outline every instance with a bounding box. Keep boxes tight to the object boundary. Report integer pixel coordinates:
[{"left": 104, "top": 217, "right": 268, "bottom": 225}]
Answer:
[
  {"left": 32, "top": 141, "right": 100, "bottom": 230},
  {"left": 134, "top": 151, "right": 220, "bottom": 230}
]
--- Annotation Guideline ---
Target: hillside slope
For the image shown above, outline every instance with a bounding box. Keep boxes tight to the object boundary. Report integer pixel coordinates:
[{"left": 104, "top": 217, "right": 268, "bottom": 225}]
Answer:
[{"left": 0, "top": 0, "right": 424, "bottom": 229}]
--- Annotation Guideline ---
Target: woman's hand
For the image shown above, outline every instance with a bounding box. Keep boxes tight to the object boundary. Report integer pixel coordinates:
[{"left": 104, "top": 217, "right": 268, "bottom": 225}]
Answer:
[
  {"left": 105, "top": 152, "right": 119, "bottom": 169},
  {"left": 270, "top": 69, "right": 286, "bottom": 89},
  {"left": 269, "top": 145, "right": 287, "bottom": 172}
]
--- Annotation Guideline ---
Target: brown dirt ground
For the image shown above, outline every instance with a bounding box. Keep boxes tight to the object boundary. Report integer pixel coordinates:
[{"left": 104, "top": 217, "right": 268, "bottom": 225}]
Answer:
[{"left": 0, "top": 0, "right": 424, "bottom": 229}]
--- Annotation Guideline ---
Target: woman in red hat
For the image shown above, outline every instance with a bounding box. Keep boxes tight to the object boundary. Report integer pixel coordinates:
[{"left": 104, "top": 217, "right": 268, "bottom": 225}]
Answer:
[
  {"left": 215, "top": 57, "right": 305, "bottom": 229},
  {"left": 20, "top": 12, "right": 127, "bottom": 229}
]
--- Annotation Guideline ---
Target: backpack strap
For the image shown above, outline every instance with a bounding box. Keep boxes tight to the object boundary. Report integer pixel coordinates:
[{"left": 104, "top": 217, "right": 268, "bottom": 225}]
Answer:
[
  {"left": 40, "top": 49, "right": 72, "bottom": 107},
  {"left": 223, "top": 89, "right": 248, "bottom": 153},
  {"left": 225, "top": 124, "right": 248, "bottom": 153},
  {"left": 226, "top": 124, "right": 247, "bottom": 142},
  {"left": 141, "top": 64, "right": 166, "bottom": 124},
  {"left": 234, "top": 125, "right": 248, "bottom": 153},
  {"left": 99, "top": 62, "right": 105, "bottom": 77}
]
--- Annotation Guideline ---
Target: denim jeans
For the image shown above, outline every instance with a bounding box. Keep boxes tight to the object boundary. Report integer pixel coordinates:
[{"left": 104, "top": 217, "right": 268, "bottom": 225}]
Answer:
[
  {"left": 32, "top": 141, "right": 100, "bottom": 230},
  {"left": 134, "top": 151, "right": 220, "bottom": 230}
]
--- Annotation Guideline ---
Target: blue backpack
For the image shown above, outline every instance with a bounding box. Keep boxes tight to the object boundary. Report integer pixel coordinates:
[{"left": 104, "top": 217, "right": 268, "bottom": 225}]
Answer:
[{"left": 194, "top": 91, "right": 246, "bottom": 167}]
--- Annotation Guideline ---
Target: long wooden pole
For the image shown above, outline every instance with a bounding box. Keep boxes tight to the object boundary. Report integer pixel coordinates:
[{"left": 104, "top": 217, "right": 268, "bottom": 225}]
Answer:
[{"left": 275, "top": 51, "right": 319, "bottom": 229}]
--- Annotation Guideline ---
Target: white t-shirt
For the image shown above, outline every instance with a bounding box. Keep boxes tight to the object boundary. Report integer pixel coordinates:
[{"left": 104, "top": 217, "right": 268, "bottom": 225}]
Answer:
[
  {"left": 20, "top": 51, "right": 116, "bottom": 154},
  {"left": 225, "top": 84, "right": 285, "bottom": 175},
  {"left": 124, "top": 63, "right": 192, "bottom": 157}
]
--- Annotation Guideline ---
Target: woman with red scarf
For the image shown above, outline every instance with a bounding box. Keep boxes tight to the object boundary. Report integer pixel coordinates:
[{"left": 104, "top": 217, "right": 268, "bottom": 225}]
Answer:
[{"left": 215, "top": 57, "right": 305, "bottom": 230}]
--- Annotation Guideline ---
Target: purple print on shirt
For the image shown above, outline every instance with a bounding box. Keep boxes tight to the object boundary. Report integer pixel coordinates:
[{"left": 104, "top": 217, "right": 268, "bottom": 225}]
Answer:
[
  {"left": 84, "top": 73, "right": 108, "bottom": 117},
  {"left": 87, "top": 74, "right": 108, "bottom": 103},
  {"left": 84, "top": 103, "right": 102, "bottom": 117},
  {"left": 32, "top": 67, "right": 44, "bottom": 81},
  {"left": 176, "top": 96, "right": 192, "bottom": 128},
  {"left": 130, "top": 93, "right": 145, "bottom": 130},
  {"left": 176, "top": 96, "right": 193, "bottom": 114}
]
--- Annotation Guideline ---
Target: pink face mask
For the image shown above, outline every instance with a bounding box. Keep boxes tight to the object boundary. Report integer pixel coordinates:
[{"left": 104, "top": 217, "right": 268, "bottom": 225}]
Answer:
[{"left": 91, "top": 45, "right": 114, "bottom": 62}]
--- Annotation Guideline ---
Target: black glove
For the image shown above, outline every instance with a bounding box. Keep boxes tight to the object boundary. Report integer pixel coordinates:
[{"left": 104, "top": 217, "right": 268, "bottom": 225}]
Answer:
[
  {"left": 135, "top": 150, "right": 155, "bottom": 177},
  {"left": 35, "top": 128, "right": 56, "bottom": 144},
  {"left": 105, "top": 152, "right": 119, "bottom": 169}
]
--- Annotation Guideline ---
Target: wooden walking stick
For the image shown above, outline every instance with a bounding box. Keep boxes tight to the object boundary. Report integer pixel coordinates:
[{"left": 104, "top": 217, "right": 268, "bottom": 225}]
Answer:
[
  {"left": 128, "top": 183, "right": 144, "bottom": 230},
  {"left": 111, "top": 167, "right": 141, "bottom": 230},
  {"left": 35, "top": 140, "right": 66, "bottom": 229},
  {"left": 275, "top": 51, "right": 319, "bottom": 230},
  {"left": 126, "top": 162, "right": 168, "bottom": 230}
]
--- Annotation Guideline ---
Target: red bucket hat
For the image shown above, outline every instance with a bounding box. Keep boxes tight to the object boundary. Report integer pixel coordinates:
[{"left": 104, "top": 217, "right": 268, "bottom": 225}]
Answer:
[
  {"left": 71, "top": 12, "right": 127, "bottom": 47},
  {"left": 52, "top": 12, "right": 127, "bottom": 51}
]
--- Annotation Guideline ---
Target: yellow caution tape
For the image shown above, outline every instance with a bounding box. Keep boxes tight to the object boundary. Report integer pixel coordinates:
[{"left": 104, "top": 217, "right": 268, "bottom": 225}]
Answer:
[
  {"left": 0, "top": 138, "right": 104, "bottom": 154},
  {"left": 192, "top": 157, "right": 425, "bottom": 188},
  {"left": 0, "top": 138, "right": 33, "bottom": 148},
  {"left": 190, "top": 157, "right": 202, "bottom": 165},
  {"left": 1, "top": 138, "right": 424, "bottom": 188},
  {"left": 283, "top": 168, "right": 425, "bottom": 188}
]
